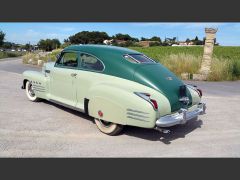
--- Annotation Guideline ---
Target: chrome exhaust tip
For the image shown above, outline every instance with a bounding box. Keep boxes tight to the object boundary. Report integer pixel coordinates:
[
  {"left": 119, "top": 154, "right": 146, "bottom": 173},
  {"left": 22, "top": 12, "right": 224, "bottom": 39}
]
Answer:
[{"left": 155, "top": 127, "right": 170, "bottom": 134}]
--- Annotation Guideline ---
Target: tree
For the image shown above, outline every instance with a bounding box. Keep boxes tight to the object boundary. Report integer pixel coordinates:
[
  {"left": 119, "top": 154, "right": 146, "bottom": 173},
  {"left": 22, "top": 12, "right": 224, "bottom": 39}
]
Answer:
[
  {"left": 149, "top": 36, "right": 161, "bottom": 43},
  {"left": 2, "top": 42, "right": 12, "bottom": 49},
  {"left": 186, "top": 38, "right": 190, "bottom": 43},
  {"left": 69, "top": 31, "right": 110, "bottom": 44},
  {"left": 113, "top": 33, "right": 138, "bottom": 42},
  {"left": 162, "top": 37, "right": 177, "bottom": 46},
  {"left": 194, "top": 36, "right": 199, "bottom": 41},
  {"left": 0, "top": 30, "right": 5, "bottom": 47},
  {"left": 38, "top": 39, "right": 61, "bottom": 51},
  {"left": 23, "top": 43, "right": 33, "bottom": 51},
  {"left": 51, "top": 39, "right": 61, "bottom": 49}
]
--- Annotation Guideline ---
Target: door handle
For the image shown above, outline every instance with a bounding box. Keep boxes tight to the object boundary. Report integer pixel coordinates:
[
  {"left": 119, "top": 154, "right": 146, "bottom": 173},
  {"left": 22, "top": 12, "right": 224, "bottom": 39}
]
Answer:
[{"left": 71, "top": 73, "right": 77, "bottom": 77}]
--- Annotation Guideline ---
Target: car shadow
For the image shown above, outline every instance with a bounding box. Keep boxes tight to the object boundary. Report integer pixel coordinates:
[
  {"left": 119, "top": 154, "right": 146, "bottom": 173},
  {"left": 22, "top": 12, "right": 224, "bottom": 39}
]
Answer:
[
  {"left": 42, "top": 100, "right": 203, "bottom": 144},
  {"left": 123, "top": 118, "right": 203, "bottom": 144},
  {"left": 43, "top": 100, "right": 95, "bottom": 124}
]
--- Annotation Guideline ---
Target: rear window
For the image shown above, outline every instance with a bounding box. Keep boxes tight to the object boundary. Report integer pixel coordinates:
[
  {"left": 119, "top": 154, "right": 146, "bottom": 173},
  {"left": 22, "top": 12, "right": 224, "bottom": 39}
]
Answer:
[{"left": 123, "top": 54, "right": 156, "bottom": 64}]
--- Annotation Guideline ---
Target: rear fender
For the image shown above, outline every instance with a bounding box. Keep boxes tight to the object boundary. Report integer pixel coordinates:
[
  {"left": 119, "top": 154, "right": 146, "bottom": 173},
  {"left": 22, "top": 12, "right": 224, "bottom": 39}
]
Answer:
[{"left": 87, "top": 83, "right": 160, "bottom": 128}]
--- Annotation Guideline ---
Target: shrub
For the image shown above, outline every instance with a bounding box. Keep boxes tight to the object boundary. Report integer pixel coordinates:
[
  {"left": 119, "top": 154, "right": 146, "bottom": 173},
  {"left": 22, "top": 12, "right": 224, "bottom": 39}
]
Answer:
[
  {"left": 22, "top": 49, "right": 63, "bottom": 66},
  {"left": 0, "top": 51, "right": 25, "bottom": 59},
  {"left": 160, "top": 53, "right": 201, "bottom": 76},
  {"left": 149, "top": 42, "right": 161, "bottom": 47},
  {"left": 207, "top": 58, "right": 232, "bottom": 81}
]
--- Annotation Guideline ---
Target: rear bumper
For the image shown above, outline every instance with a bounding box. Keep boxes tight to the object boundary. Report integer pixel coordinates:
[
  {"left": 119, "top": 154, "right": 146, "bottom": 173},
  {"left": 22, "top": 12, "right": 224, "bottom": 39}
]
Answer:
[{"left": 156, "top": 103, "right": 206, "bottom": 127}]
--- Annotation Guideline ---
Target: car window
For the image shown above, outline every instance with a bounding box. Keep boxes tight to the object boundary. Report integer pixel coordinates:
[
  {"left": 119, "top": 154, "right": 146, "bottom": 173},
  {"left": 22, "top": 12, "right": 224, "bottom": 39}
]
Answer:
[
  {"left": 57, "top": 52, "right": 78, "bottom": 68},
  {"left": 124, "top": 54, "right": 156, "bottom": 63},
  {"left": 80, "top": 53, "right": 104, "bottom": 71},
  {"left": 123, "top": 55, "right": 137, "bottom": 63}
]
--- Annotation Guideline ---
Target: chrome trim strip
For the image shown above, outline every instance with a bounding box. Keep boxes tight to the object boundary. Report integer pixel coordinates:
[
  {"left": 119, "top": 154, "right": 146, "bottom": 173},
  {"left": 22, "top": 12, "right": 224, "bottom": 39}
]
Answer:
[
  {"left": 32, "top": 86, "right": 45, "bottom": 89},
  {"left": 127, "top": 116, "right": 150, "bottom": 122},
  {"left": 156, "top": 103, "right": 206, "bottom": 127},
  {"left": 126, "top": 112, "right": 149, "bottom": 118},
  {"left": 49, "top": 99, "right": 85, "bottom": 113},
  {"left": 32, "top": 85, "right": 45, "bottom": 88},
  {"left": 126, "top": 108, "right": 150, "bottom": 114},
  {"left": 32, "top": 87, "right": 46, "bottom": 91},
  {"left": 33, "top": 89, "right": 46, "bottom": 92}
]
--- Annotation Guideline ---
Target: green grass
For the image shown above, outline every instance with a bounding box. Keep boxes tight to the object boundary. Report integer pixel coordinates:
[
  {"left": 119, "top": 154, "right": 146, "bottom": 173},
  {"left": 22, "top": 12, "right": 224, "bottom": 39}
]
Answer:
[
  {"left": 0, "top": 51, "right": 25, "bottom": 59},
  {"left": 130, "top": 46, "right": 240, "bottom": 81}
]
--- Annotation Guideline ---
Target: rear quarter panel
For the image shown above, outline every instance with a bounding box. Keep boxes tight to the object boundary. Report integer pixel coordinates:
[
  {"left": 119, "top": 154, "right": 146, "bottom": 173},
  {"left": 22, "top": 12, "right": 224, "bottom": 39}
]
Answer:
[{"left": 85, "top": 74, "right": 171, "bottom": 129}]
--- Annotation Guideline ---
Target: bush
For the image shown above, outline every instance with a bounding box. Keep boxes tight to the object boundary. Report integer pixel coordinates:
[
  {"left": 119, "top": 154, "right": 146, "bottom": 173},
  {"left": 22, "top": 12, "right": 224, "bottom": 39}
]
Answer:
[
  {"left": 161, "top": 53, "right": 201, "bottom": 76},
  {"left": 0, "top": 51, "right": 25, "bottom": 59},
  {"left": 207, "top": 58, "right": 232, "bottom": 81},
  {"left": 22, "top": 49, "right": 63, "bottom": 66},
  {"left": 149, "top": 42, "right": 161, "bottom": 47}
]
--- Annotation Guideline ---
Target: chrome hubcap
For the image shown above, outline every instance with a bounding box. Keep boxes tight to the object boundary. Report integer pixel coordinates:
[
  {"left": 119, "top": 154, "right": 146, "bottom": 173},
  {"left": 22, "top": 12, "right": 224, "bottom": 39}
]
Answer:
[{"left": 28, "top": 83, "right": 35, "bottom": 97}]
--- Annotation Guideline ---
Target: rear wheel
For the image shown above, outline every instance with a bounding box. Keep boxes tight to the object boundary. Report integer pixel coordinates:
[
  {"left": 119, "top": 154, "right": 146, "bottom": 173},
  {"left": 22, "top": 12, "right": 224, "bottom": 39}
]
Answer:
[
  {"left": 94, "top": 118, "right": 123, "bottom": 136},
  {"left": 25, "top": 81, "right": 40, "bottom": 102}
]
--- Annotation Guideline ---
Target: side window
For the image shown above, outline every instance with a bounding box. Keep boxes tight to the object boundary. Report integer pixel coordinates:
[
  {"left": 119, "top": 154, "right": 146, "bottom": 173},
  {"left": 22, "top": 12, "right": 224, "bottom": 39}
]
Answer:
[
  {"left": 80, "top": 53, "right": 104, "bottom": 71},
  {"left": 56, "top": 52, "right": 78, "bottom": 68}
]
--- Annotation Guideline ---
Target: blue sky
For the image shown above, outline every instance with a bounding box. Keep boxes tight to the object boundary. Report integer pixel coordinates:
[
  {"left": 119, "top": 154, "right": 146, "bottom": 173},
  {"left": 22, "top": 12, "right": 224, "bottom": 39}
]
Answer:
[{"left": 0, "top": 23, "right": 240, "bottom": 46}]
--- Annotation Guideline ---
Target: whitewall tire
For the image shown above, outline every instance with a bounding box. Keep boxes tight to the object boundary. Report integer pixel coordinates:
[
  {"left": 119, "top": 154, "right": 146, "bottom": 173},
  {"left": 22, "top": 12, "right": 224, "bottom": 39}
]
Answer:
[
  {"left": 94, "top": 118, "right": 124, "bottom": 136},
  {"left": 25, "top": 81, "right": 40, "bottom": 102}
]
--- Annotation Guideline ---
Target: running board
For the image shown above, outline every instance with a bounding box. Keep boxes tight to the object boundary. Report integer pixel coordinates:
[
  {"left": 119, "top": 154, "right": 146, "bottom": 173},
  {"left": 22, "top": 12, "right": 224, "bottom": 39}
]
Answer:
[{"left": 49, "top": 99, "right": 85, "bottom": 113}]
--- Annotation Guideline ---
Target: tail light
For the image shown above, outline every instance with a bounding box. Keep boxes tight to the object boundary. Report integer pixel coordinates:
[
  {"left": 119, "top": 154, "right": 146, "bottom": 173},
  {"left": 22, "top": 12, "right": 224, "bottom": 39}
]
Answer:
[
  {"left": 134, "top": 92, "right": 158, "bottom": 110},
  {"left": 150, "top": 99, "right": 158, "bottom": 110},
  {"left": 197, "top": 89, "right": 202, "bottom": 97}
]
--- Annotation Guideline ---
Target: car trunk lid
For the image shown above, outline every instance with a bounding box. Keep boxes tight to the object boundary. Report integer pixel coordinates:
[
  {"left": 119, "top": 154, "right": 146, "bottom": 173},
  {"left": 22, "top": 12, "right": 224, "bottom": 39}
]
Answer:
[{"left": 133, "top": 63, "right": 192, "bottom": 112}]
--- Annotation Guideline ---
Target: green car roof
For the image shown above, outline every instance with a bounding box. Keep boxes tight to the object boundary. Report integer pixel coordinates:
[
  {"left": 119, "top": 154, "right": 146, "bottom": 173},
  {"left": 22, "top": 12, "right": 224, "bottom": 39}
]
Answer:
[
  {"left": 64, "top": 44, "right": 139, "bottom": 55},
  {"left": 64, "top": 44, "right": 142, "bottom": 81}
]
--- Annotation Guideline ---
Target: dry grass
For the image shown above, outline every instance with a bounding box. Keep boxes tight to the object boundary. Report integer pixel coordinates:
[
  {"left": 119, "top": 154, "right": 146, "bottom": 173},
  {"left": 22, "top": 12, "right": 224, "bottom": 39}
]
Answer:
[
  {"left": 161, "top": 53, "right": 201, "bottom": 76},
  {"left": 22, "top": 49, "right": 62, "bottom": 66}
]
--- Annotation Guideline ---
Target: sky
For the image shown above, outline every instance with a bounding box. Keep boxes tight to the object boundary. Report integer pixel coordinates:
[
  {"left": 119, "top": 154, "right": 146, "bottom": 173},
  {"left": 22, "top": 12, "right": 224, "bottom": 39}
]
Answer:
[{"left": 0, "top": 23, "right": 240, "bottom": 46}]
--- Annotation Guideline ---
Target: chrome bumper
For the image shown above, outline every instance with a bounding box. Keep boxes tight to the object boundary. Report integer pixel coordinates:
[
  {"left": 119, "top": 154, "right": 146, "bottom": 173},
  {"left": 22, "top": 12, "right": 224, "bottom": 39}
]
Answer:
[{"left": 156, "top": 103, "right": 206, "bottom": 127}]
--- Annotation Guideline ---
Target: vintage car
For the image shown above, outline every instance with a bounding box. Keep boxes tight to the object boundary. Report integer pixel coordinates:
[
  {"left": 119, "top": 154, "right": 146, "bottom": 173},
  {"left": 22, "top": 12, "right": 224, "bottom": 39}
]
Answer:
[{"left": 22, "top": 45, "right": 206, "bottom": 135}]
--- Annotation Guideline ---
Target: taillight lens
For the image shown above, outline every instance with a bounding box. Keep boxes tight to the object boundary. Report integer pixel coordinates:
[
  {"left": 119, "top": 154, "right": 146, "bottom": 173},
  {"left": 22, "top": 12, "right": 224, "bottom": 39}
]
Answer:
[
  {"left": 197, "top": 89, "right": 202, "bottom": 97},
  {"left": 134, "top": 92, "right": 158, "bottom": 110},
  {"left": 150, "top": 99, "right": 158, "bottom": 110}
]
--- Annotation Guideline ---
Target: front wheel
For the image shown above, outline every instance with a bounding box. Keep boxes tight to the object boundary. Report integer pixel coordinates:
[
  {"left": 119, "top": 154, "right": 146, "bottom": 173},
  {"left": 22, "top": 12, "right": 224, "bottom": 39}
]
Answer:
[
  {"left": 94, "top": 118, "right": 124, "bottom": 136},
  {"left": 25, "top": 81, "right": 40, "bottom": 102}
]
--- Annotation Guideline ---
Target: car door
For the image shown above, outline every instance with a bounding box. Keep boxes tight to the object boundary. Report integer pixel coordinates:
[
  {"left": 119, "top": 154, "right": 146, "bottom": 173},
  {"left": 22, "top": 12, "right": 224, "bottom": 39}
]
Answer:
[
  {"left": 75, "top": 52, "right": 105, "bottom": 110},
  {"left": 50, "top": 51, "right": 80, "bottom": 108}
]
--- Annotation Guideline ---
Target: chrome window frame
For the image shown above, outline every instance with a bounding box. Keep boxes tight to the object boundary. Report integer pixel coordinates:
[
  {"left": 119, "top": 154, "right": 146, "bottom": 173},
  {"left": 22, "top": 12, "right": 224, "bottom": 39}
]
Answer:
[
  {"left": 54, "top": 51, "right": 80, "bottom": 69},
  {"left": 79, "top": 52, "right": 105, "bottom": 73},
  {"left": 123, "top": 54, "right": 157, "bottom": 64}
]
